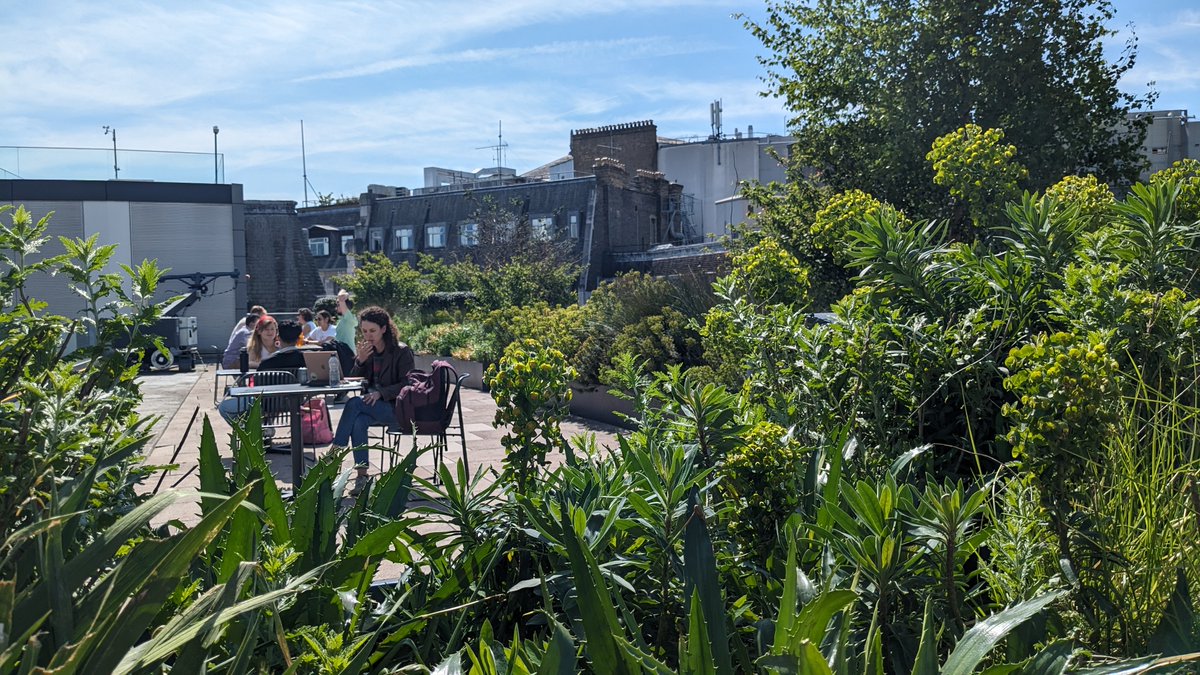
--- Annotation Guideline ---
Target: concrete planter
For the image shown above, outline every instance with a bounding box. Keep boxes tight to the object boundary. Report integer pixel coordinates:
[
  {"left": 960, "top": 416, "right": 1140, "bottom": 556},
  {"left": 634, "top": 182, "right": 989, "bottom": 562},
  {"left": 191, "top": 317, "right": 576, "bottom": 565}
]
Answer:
[
  {"left": 568, "top": 383, "right": 637, "bottom": 429},
  {"left": 413, "top": 354, "right": 489, "bottom": 391}
]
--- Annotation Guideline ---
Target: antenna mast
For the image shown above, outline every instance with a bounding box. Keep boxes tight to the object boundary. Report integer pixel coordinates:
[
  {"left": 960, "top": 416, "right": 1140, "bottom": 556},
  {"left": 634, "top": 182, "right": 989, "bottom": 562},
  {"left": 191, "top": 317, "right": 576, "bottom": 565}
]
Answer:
[
  {"left": 475, "top": 120, "right": 509, "bottom": 169},
  {"left": 301, "top": 120, "right": 309, "bottom": 207}
]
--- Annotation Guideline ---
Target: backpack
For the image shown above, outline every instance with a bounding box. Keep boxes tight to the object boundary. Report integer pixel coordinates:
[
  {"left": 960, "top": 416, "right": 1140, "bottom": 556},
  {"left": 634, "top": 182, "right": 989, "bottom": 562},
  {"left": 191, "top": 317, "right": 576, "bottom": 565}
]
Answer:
[{"left": 393, "top": 360, "right": 455, "bottom": 434}]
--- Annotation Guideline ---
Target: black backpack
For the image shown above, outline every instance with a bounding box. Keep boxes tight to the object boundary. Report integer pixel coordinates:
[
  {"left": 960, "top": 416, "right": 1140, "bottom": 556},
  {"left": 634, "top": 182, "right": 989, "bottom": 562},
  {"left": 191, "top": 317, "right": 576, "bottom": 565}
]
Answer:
[{"left": 393, "top": 360, "right": 455, "bottom": 433}]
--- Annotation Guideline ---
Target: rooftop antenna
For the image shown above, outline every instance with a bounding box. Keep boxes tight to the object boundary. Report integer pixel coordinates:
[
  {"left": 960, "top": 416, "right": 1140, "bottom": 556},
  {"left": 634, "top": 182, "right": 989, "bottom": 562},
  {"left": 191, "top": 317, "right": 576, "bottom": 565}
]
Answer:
[
  {"left": 301, "top": 120, "right": 309, "bottom": 207},
  {"left": 300, "top": 120, "right": 322, "bottom": 206},
  {"left": 475, "top": 120, "right": 509, "bottom": 169},
  {"left": 598, "top": 130, "right": 622, "bottom": 156},
  {"left": 709, "top": 99, "right": 723, "bottom": 140},
  {"left": 102, "top": 125, "right": 119, "bottom": 179}
]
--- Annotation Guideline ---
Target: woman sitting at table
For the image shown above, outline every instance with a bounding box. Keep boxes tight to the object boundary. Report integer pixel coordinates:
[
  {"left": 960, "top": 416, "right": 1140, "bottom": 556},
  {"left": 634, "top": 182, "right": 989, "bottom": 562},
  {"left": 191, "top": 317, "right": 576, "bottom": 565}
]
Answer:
[
  {"left": 307, "top": 310, "right": 337, "bottom": 344},
  {"left": 216, "top": 315, "right": 282, "bottom": 429},
  {"left": 330, "top": 305, "right": 414, "bottom": 496},
  {"left": 246, "top": 315, "right": 281, "bottom": 368}
]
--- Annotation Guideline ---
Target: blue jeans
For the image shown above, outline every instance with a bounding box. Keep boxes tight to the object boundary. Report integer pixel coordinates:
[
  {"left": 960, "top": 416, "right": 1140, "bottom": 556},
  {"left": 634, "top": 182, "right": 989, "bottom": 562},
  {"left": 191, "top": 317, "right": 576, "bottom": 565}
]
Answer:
[
  {"left": 332, "top": 396, "right": 395, "bottom": 466},
  {"left": 218, "top": 396, "right": 249, "bottom": 425}
]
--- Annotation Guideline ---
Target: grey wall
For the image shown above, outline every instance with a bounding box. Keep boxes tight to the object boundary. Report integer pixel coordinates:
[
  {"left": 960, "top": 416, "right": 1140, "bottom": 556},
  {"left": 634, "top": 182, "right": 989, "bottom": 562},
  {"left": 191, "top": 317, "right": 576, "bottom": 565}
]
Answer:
[
  {"left": 2, "top": 180, "right": 242, "bottom": 351},
  {"left": 129, "top": 202, "right": 239, "bottom": 350}
]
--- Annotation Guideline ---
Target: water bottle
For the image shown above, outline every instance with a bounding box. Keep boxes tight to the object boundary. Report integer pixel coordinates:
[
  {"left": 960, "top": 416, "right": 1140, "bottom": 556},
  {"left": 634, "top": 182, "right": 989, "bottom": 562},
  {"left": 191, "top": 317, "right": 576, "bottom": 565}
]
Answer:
[
  {"left": 328, "top": 355, "right": 341, "bottom": 386},
  {"left": 239, "top": 347, "right": 249, "bottom": 374}
]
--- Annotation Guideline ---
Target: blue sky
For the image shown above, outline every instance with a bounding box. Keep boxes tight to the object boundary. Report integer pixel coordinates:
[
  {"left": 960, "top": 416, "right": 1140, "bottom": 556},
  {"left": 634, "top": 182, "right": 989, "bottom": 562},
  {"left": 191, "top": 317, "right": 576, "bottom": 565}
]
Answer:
[{"left": 0, "top": 1, "right": 1194, "bottom": 203}]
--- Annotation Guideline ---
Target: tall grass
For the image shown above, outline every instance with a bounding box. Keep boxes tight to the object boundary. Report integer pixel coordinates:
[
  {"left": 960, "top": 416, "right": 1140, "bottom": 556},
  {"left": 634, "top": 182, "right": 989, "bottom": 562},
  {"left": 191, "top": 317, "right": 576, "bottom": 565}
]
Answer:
[{"left": 1079, "top": 367, "right": 1200, "bottom": 652}]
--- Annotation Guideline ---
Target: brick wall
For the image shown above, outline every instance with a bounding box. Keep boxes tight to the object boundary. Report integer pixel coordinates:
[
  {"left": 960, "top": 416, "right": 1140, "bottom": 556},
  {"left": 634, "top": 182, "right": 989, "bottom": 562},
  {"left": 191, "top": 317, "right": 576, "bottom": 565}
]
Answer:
[{"left": 570, "top": 120, "right": 658, "bottom": 178}]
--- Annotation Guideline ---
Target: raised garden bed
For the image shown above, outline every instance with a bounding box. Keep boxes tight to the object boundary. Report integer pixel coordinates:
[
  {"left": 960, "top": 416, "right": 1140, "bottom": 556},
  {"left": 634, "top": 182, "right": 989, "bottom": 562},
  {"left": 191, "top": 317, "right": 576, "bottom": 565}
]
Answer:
[
  {"left": 413, "top": 354, "right": 488, "bottom": 391},
  {"left": 412, "top": 355, "right": 636, "bottom": 429},
  {"left": 568, "top": 383, "right": 637, "bottom": 429}
]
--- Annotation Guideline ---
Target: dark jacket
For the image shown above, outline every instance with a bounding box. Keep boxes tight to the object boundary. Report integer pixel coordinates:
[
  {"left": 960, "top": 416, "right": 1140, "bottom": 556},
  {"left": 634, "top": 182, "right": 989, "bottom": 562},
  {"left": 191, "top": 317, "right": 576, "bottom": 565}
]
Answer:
[
  {"left": 256, "top": 345, "right": 308, "bottom": 373},
  {"left": 351, "top": 343, "right": 415, "bottom": 401}
]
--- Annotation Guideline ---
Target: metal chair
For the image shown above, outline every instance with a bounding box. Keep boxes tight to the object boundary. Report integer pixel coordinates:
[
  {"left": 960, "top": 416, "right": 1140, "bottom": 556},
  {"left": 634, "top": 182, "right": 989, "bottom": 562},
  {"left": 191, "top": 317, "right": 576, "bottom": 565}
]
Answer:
[
  {"left": 385, "top": 371, "right": 470, "bottom": 479},
  {"left": 236, "top": 370, "right": 297, "bottom": 442}
]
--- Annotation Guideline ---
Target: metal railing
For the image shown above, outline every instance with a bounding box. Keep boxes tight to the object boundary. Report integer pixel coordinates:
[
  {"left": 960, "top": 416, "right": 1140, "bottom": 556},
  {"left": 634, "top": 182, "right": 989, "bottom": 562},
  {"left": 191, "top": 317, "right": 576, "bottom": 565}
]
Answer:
[{"left": 0, "top": 146, "right": 224, "bottom": 183}]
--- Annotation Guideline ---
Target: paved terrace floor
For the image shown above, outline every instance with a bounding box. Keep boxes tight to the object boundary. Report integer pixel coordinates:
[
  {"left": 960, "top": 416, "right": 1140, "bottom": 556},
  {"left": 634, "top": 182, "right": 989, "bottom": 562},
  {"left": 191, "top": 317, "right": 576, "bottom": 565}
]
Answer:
[{"left": 135, "top": 364, "right": 626, "bottom": 527}]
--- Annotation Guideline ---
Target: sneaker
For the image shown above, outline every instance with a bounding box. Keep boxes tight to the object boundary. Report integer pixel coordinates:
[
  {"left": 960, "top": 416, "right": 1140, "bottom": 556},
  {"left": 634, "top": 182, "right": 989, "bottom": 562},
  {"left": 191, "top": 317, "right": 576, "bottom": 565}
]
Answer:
[
  {"left": 263, "top": 427, "right": 276, "bottom": 440},
  {"left": 349, "top": 474, "right": 371, "bottom": 497}
]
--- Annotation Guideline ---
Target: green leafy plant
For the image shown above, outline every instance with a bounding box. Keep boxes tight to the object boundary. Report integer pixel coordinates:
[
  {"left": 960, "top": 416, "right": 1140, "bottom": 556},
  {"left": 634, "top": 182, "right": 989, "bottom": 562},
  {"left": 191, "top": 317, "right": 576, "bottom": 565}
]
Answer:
[
  {"left": 720, "top": 421, "right": 811, "bottom": 561},
  {"left": 927, "top": 124, "right": 1029, "bottom": 235},
  {"left": 488, "top": 339, "right": 576, "bottom": 491}
]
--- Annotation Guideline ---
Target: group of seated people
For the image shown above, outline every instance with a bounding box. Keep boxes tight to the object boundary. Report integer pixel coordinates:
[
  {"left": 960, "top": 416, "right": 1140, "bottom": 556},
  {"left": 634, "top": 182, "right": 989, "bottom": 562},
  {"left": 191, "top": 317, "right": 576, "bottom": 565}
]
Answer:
[
  {"left": 222, "top": 299, "right": 354, "bottom": 371},
  {"left": 216, "top": 294, "right": 414, "bottom": 495}
]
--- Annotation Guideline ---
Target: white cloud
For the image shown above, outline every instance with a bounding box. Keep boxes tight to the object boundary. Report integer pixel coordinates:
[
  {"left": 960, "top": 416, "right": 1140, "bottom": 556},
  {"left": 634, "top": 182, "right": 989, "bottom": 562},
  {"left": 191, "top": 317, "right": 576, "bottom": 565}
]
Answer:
[{"left": 0, "top": 0, "right": 785, "bottom": 200}]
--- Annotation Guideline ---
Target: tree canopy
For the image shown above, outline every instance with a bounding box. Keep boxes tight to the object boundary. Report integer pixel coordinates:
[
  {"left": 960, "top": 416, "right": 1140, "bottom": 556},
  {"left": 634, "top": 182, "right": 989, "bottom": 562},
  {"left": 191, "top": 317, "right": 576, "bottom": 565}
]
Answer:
[{"left": 745, "top": 0, "right": 1153, "bottom": 214}]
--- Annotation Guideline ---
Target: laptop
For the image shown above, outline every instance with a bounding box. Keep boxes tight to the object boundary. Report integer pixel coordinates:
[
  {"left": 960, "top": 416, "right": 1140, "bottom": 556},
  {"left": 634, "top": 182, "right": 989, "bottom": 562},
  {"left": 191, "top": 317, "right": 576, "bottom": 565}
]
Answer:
[{"left": 301, "top": 350, "right": 334, "bottom": 385}]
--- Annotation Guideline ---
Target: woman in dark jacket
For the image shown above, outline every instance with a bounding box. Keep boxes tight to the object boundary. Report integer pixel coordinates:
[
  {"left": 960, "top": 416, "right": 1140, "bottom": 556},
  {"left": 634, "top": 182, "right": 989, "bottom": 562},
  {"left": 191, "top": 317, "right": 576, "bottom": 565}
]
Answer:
[{"left": 330, "top": 305, "right": 414, "bottom": 494}]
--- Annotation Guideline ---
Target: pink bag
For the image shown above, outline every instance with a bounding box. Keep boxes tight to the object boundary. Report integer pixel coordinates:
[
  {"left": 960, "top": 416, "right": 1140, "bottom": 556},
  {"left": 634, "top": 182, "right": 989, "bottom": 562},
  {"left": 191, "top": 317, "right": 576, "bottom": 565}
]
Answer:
[{"left": 301, "top": 398, "right": 333, "bottom": 444}]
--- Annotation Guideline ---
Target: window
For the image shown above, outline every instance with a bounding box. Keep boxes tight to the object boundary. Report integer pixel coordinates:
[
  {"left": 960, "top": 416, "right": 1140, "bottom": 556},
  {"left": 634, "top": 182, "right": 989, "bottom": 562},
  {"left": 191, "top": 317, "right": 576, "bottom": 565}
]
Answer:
[
  {"left": 460, "top": 222, "right": 478, "bottom": 247},
  {"left": 369, "top": 230, "right": 383, "bottom": 252},
  {"left": 532, "top": 216, "right": 554, "bottom": 241},
  {"left": 340, "top": 235, "right": 354, "bottom": 254},
  {"left": 426, "top": 224, "right": 446, "bottom": 249},
  {"left": 568, "top": 213, "right": 580, "bottom": 238},
  {"left": 395, "top": 227, "right": 413, "bottom": 251},
  {"left": 308, "top": 237, "right": 329, "bottom": 257}
]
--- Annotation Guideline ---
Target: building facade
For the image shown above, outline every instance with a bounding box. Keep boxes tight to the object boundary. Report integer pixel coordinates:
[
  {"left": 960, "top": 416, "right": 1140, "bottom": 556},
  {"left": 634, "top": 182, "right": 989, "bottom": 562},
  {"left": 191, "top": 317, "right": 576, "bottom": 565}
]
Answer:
[
  {"left": 1, "top": 179, "right": 245, "bottom": 350},
  {"left": 1133, "top": 109, "right": 1200, "bottom": 180},
  {"left": 295, "top": 119, "right": 789, "bottom": 294}
]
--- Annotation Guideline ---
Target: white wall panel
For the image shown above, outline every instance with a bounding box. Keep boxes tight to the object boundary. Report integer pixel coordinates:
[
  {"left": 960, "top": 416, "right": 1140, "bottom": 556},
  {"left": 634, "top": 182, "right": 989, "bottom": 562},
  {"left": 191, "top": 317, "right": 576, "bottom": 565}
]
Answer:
[{"left": 82, "top": 201, "right": 133, "bottom": 274}]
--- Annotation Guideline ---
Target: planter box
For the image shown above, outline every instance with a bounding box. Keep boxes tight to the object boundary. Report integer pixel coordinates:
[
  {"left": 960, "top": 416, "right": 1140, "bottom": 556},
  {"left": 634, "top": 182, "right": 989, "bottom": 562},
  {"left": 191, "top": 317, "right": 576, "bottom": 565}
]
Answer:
[
  {"left": 413, "top": 354, "right": 488, "bottom": 391},
  {"left": 569, "top": 383, "right": 637, "bottom": 429}
]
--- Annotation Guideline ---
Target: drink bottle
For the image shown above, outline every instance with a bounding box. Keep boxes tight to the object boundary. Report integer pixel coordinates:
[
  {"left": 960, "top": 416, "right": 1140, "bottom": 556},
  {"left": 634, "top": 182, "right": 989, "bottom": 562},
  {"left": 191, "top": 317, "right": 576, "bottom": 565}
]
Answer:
[{"left": 328, "top": 356, "right": 341, "bottom": 386}]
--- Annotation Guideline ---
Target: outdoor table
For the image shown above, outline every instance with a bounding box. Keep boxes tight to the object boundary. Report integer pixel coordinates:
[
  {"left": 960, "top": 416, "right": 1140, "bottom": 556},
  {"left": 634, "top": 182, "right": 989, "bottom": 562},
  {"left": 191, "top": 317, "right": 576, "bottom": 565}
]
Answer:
[
  {"left": 227, "top": 380, "right": 365, "bottom": 485},
  {"left": 214, "top": 368, "right": 253, "bottom": 404}
]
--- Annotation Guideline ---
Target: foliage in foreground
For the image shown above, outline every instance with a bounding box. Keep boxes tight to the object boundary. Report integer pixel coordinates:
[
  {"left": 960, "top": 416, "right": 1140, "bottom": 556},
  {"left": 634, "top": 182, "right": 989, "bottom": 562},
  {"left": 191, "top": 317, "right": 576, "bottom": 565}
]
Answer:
[{"left": 8, "top": 177, "right": 1200, "bottom": 675}]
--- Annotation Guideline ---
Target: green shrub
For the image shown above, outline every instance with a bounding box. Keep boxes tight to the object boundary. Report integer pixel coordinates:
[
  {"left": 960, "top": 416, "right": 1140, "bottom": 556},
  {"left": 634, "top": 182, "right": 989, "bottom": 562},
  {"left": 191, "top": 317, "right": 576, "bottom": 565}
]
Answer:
[
  {"left": 720, "top": 421, "right": 810, "bottom": 560},
  {"left": 475, "top": 302, "right": 582, "bottom": 365},
  {"left": 726, "top": 236, "right": 810, "bottom": 307},
  {"left": 927, "top": 124, "right": 1028, "bottom": 235},
  {"left": 574, "top": 273, "right": 677, "bottom": 384},
  {"left": 1003, "top": 331, "right": 1121, "bottom": 536},
  {"left": 313, "top": 294, "right": 338, "bottom": 316},
  {"left": 487, "top": 339, "right": 575, "bottom": 491},
  {"left": 1044, "top": 174, "right": 1115, "bottom": 229},
  {"left": 811, "top": 188, "right": 906, "bottom": 265},
  {"left": 332, "top": 251, "right": 427, "bottom": 315},
  {"left": 421, "top": 290, "right": 476, "bottom": 320},
  {"left": 1150, "top": 157, "right": 1200, "bottom": 223},
  {"left": 601, "top": 308, "right": 704, "bottom": 386}
]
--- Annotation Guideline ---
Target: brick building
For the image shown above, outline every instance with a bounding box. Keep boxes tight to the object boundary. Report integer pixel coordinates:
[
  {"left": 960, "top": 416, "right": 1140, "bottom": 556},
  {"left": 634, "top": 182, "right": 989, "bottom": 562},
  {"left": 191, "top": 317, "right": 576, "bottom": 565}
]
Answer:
[
  {"left": 297, "top": 120, "right": 690, "bottom": 294},
  {"left": 286, "top": 118, "right": 795, "bottom": 299}
]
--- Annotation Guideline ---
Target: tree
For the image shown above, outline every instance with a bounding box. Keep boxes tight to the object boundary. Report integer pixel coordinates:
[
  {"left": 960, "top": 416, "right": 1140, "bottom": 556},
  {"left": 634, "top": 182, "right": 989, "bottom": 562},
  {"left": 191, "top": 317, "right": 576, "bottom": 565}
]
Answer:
[
  {"left": 332, "top": 251, "right": 427, "bottom": 316},
  {"left": 744, "top": 0, "right": 1152, "bottom": 216},
  {"left": 463, "top": 194, "right": 577, "bottom": 272}
]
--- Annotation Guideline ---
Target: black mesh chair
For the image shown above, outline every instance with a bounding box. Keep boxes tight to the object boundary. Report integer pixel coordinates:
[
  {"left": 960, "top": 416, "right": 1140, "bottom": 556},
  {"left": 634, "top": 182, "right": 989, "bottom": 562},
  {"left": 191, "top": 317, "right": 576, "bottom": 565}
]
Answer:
[
  {"left": 236, "top": 370, "right": 297, "bottom": 442},
  {"left": 385, "top": 371, "right": 470, "bottom": 479}
]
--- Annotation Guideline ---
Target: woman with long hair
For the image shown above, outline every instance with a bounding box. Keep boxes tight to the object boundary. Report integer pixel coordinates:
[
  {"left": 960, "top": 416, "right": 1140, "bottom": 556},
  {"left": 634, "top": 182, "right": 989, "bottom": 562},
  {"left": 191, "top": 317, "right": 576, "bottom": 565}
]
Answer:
[
  {"left": 331, "top": 305, "right": 414, "bottom": 495},
  {"left": 245, "top": 315, "right": 280, "bottom": 368},
  {"left": 217, "top": 314, "right": 282, "bottom": 429}
]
